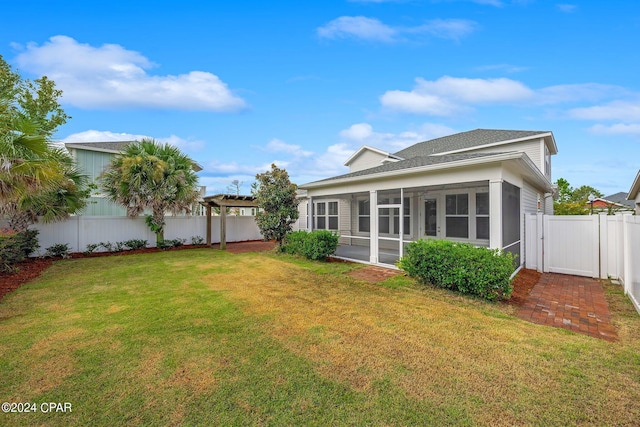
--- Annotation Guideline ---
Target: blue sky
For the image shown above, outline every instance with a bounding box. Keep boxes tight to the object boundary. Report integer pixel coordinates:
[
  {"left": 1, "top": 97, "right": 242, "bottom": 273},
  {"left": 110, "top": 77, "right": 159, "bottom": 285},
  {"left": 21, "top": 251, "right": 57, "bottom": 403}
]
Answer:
[{"left": 3, "top": 0, "right": 639, "bottom": 196}]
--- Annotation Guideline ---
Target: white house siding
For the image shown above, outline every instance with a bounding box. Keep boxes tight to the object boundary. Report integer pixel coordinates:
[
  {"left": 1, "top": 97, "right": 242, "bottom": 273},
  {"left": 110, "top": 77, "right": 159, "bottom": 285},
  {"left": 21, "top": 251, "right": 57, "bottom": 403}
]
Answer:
[
  {"left": 522, "top": 182, "right": 539, "bottom": 215},
  {"left": 348, "top": 150, "right": 389, "bottom": 172},
  {"left": 467, "top": 139, "right": 544, "bottom": 175}
]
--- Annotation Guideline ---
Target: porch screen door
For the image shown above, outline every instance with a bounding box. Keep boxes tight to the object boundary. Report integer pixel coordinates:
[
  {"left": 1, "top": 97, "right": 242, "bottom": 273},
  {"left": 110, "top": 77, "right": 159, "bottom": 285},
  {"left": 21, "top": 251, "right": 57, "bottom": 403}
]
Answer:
[{"left": 425, "top": 199, "right": 437, "bottom": 237}]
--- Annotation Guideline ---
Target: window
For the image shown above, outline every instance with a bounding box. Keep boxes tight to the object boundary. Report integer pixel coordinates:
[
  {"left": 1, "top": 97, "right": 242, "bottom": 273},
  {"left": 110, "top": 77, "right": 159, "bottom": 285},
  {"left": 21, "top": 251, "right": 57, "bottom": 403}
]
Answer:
[
  {"left": 544, "top": 145, "right": 551, "bottom": 177},
  {"left": 378, "top": 197, "right": 411, "bottom": 236},
  {"left": 314, "top": 201, "right": 338, "bottom": 230},
  {"left": 445, "top": 194, "right": 469, "bottom": 238},
  {"left": 476, "top": 192, "right": 489, "bottom": 240},
  {"left": 358, "top": 200, "right": 370, "bottom": 232}
]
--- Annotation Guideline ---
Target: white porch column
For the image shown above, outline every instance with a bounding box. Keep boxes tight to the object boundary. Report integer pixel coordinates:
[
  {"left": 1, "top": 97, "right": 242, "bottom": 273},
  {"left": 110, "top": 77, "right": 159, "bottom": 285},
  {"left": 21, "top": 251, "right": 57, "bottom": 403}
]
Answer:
[
  {"left": 369, "top": 190, "right": 378, "bottom": 263},
  {"left": 489, "top": 180, "right": 502, "bottom": 250},
  {"left": 307, "top": 198, "right": 313, "bottom": 231}
]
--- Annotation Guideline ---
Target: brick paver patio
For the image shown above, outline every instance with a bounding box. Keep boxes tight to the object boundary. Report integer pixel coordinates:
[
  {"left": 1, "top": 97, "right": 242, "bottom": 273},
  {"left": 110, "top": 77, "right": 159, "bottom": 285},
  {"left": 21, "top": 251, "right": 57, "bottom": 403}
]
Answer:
[{"left": 517, "top": 273, "right": 617, "bottom": 341}]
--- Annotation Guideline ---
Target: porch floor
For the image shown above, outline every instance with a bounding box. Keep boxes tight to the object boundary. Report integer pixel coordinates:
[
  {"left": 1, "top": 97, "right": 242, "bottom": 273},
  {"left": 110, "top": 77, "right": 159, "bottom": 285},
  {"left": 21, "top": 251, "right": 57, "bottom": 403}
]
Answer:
[
  {"left": 335, "top": 244, "right": 401, "bottom": 266},
  {"left": 517, "top": 272, "right": 617, "bottom": 341}
]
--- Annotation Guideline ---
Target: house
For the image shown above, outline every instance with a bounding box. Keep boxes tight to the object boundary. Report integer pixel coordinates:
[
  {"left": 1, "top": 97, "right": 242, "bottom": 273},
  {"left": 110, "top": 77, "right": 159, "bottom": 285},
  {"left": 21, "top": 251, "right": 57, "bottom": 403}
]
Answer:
[
  {"left": 297, "top": 129, "right": 557, "bottom": 267},
  {"left": 586, "top": 193, "right": 635, "bottom": 214},
  {"left": 628, "top": 170, "right": 640, "bottom": 215},
  {"left": 65, "top": 141, "right": 205, "bottom": 216}
]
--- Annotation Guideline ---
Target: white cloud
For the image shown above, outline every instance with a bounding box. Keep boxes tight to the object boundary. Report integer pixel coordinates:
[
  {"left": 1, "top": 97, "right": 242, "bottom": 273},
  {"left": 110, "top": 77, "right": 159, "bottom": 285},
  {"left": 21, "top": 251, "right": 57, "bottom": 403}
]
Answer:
[
  {"left": 339, "top": 122, "right": 454, "bottom": 150},
  {"left": 380, "top": 76, "right": 532, "bottom": 115},
  {"left": 317, "top": 16, "right": 477, "bottom": 43},
  {"left": 589, "top": 123, "right": 640, "bottom": 136},
  {"left": 14, "top": 35, "right": 247, "bottom": 111},
  {"left": 556, "top": 3, "right": 577, "bottom": 13},
  {"left": 61, "top": 130, "right": 205, "bottom": 152},
  {"left": 569, "top": 101, "right": 640, "bottom": 122},
  {"left": 317, "top": 16, "right": 397, "bottom": 42},
  {"left": 264, "top": 138, "right": 313, "bottom": 157},
  {"left": 475, "top": 63, "right": 528, "bottom": 73},
  {"left": 411, "top": 19, "right": 478, "bottom": 41},
  {"left": 380, "top": 76, "right": 626, "bottom": 117},
  {"left": 537, "top": 83, "right": 624, "bottom": 105}
]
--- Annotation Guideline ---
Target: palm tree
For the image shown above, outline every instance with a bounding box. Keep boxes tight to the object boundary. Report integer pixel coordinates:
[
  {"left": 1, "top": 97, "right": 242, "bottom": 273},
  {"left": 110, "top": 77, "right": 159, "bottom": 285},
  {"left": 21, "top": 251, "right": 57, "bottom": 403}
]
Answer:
[
  {"left": 10, "top": 148, "right": 91, "bottom": 231},
  {"left": 100, "top": 139, "right": 200, "bottom": 246}
]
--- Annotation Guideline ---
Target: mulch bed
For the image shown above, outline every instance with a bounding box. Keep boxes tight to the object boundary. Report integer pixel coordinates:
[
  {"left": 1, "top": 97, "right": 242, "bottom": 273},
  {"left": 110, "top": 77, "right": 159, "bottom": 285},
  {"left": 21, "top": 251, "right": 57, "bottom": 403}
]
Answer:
[{"left": 506, "top": 268, "right": 541, "bottom": 306}]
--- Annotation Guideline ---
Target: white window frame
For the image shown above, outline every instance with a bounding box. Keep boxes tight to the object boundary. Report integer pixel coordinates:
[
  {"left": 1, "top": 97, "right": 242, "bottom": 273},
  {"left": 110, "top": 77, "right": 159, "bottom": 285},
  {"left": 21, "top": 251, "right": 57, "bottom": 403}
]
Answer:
[
  {"left": 314, "top": 200, "right": 339, "bottom": 231},
  {"left": 443, "top": 188, "right": 490, "bottom": 243},
  {"left": 377, "top": 196, "right": 411, "bottom": 237}
]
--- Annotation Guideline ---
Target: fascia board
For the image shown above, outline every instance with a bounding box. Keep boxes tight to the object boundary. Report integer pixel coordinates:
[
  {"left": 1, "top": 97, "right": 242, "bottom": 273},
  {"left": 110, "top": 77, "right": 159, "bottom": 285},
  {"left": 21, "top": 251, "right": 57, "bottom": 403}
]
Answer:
[
  {"left": 301, "top": 152, "right": 530, "bottom": 190},
  {"left": 627, "top": 170, "right": 640, "bottom": 200}
]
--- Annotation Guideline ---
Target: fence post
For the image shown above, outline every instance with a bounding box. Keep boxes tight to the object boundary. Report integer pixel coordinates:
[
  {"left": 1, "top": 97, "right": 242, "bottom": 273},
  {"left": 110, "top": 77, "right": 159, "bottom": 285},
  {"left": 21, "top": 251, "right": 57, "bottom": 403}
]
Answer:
[
  {"left": 622, "top": 214, "right": 632, "bottom": 295},
  {"left": 537, "top": 212, "right": 544, "bottom": 273}
]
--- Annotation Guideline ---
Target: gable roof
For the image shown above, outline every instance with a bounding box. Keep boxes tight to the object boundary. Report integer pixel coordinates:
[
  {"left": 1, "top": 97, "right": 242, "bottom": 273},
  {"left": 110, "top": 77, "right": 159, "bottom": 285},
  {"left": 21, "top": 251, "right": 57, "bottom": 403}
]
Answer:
[
  {"left": 343, "top": 145, "right": 402, "bottom": 167},
  {"left": 393, "top": 129, "right": 556, "bottom": 159}
]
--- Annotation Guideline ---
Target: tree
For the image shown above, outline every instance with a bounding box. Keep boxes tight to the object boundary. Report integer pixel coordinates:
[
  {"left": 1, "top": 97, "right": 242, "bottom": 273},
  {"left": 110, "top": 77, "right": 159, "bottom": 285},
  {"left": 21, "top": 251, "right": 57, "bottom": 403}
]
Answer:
[
  {"left": 0, "top": 55, "right": 87, "bottom": 231},
  {"left": 252, "top": 164, "right": 299, "bottom": 246},
  {"left": 226, "top": 179, "right": 244, "bottom": 196},
  {"left": 100, "top": 139, "right": 200, "bottom": 245},
  {"left": 553, "top": 178, "right": 603, "bottom": 215}
]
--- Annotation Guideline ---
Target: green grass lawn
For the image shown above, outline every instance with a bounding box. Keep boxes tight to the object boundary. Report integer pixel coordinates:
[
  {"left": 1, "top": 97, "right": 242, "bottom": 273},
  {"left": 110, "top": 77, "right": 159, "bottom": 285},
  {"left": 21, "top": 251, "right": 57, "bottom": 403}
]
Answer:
[{"left": 1, "top": 248, "right": 639, "bottom": 426}]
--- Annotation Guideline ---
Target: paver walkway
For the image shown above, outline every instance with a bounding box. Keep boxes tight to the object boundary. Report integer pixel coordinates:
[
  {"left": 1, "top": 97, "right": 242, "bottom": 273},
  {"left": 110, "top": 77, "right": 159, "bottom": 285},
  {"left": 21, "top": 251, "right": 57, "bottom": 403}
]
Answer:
[{"left": 517, "top": 273, "right": 617, "bottom": 341}]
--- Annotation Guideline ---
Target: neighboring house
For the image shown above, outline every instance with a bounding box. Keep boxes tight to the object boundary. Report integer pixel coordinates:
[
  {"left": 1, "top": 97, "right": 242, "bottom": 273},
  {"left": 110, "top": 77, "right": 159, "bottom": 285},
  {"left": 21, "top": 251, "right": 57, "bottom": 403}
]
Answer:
[
  {"left": 628, "top": 170, "right": 640, "bottom": 215},
  {"left": 297, "top": 129, "right": 557, "bottom": 267},
  {"left": 586, "top": 193, "right": 635, "bottom": 214},
  {"left": 65, "top": 141, "right": 205, "bottom": 216}
]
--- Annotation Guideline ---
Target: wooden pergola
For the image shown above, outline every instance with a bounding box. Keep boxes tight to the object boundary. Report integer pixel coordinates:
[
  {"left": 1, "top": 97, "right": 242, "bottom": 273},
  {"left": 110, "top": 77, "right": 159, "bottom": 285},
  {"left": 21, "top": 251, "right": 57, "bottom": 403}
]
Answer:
[{"left": 200, "top": 194, "right": 259, "bottom": 250}]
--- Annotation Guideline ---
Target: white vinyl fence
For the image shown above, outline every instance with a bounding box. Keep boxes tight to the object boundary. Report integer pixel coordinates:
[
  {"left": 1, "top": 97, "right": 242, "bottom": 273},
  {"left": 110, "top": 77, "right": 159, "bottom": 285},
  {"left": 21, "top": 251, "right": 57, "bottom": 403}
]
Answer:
[
  {"left": 21, "top": 215, "right": 263, "bottom": 255},
  {"left": 525, "top": 213, "right": 640, "bottom": 314}
]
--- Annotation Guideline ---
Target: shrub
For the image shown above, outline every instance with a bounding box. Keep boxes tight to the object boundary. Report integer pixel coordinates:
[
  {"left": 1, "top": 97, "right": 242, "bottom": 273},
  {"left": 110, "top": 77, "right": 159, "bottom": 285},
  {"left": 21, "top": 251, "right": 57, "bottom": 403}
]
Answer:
[
  {"left": 0, "top": 229, "right": 40, "bottom": 273},
  {"left": 397, "top": 239, "right": 515, "bottom": 301},
  {"left": 15, "top": 229, "right": 40, "bottom": 258},
  {"left": 302, "top": 230, "right": 339, "bottom": 261},
  {"left": 157, "top": 238, "right": 186, "bottom": 249},
  {"left": 45, "top": 243, "right": 71, "bottom": 258},
  {"left": 281, "top": 231, "right": 308, "bottom": 255},
  {"left": 281, "top": 230, "right": 339, "bottom": 261},
  {"left": 84, "top": 243, "right": 100, "bottom": 254},
  {"left": 124, "top": 239, "right": 148, "bottom": 250},
  {"left": 191, "top": 236, "right": 205, "bottom": 245},
  {"left": 99, "top": 241, "right": 115, "bottom": 252}
]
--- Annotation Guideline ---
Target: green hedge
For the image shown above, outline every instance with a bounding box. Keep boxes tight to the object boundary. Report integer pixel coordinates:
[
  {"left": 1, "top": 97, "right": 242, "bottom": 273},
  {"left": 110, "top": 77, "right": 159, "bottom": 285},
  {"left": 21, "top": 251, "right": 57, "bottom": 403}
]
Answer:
[
  {"left": 282, "top": 230, "right": 339, "bottom": 261},
  {"left": 397, "top": 239, "right": 515, "bottom": 301}
]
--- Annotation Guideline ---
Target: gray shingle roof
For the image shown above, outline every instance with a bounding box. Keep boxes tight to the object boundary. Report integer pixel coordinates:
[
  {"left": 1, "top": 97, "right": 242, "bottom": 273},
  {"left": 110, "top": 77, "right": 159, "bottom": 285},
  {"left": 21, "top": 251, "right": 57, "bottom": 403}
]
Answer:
[
  {"left": 604, "top": 192, "right": 635, "bottom": 208},
  {"left": 393, "top": 129, "right": 550, "bottom": 159},
  {"left": 65, "top": 141, "right": 137, "bottom": 152},
  {"left": 310, "top": 152, "right": 511, "bottom": 184}
]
